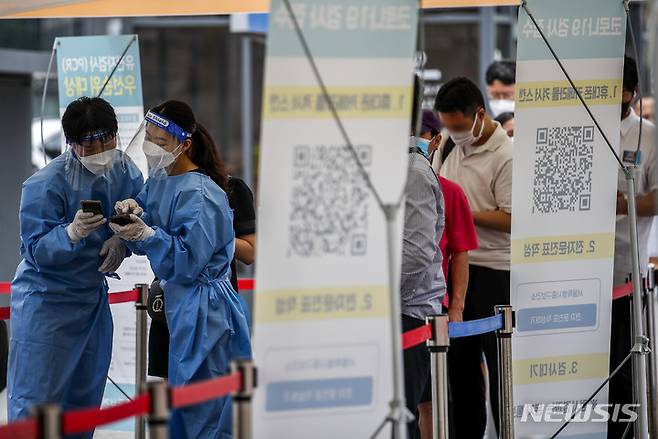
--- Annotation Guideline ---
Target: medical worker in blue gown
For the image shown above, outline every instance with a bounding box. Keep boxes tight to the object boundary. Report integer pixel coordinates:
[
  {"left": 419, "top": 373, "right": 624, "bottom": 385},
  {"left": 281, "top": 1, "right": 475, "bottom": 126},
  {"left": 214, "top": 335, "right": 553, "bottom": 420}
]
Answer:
[
  {"left": 111, "top": 100, "right": 251, "bottom": 439},
  {"left": 9, "top": 97, "right": 144, "bottom": 438}
]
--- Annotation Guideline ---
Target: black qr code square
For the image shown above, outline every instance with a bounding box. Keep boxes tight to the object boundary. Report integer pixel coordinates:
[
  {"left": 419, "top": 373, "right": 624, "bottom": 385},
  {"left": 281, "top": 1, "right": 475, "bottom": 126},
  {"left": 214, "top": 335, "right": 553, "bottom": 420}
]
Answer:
[
  {"left": 289, "top": 145, "right": 370, "bottom": 257},
  {"left": 532, "top": 126, "right": 594, "bottom": 214}
]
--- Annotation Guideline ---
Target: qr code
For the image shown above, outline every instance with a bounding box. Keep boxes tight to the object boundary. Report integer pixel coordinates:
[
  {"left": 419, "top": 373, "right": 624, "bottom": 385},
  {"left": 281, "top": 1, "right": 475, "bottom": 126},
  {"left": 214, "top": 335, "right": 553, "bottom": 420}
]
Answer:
[
  {"left": 532, "top": 126, "right": 595, "bottom": 214},
  {"left": 289, "top": 144, "right": 371, "bottom": 257}
]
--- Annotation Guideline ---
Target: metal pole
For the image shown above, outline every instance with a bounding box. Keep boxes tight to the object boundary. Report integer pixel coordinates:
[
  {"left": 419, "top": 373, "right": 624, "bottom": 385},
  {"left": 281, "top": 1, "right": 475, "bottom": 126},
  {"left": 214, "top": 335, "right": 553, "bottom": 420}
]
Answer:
[
  {"left": 32, "top": 404, "right": 61, "bottom": 439},
  {"left": 232, "top": 358, "right": 256, "bottom": 439},
  {"left": 384, "top": 204, "right": 411, "bottom": 439},
  {"left": 478, "top": 7, "right": 495, "bottom": 98},
  {"left": 426, "top": 314, "right": 450, "bottom": 439},
  {"left": 135, "top": 283, "right": 149, "bottom": 439},
  {"left": 147, "top": 381, "right": 170, "bottom": 439},
  {"left": 495, "top": 305, "right": 514, "bottom": 439},
  {"left": 241, "top": 36, "right": 253, "bottom": 189},
  {"left": 625, "top": 169, "right": 650, "bottom": 439},
  {"left": 646, "top": 264, "right": 658, "bottom": 438}
]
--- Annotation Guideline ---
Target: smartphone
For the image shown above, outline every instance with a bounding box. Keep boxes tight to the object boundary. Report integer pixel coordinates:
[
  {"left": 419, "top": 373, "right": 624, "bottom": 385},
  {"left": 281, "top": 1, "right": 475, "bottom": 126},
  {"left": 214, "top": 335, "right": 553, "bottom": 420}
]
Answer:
[
  {"left": 110, "top": 214, "right": 134, "bottom": 226},
  {"left": 81, "top": 200, "right": 104, "bottom": 216}
]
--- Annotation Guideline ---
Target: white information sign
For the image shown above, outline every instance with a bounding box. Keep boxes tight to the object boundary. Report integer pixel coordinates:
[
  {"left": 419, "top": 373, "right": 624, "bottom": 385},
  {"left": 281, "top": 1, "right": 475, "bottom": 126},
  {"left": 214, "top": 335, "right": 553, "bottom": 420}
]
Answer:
[
  {"left": 253, "top": 1, "right": 418, "bottom": 437},
  {"left": 512, "top": 2, "right": 626, "bottom": 437}
]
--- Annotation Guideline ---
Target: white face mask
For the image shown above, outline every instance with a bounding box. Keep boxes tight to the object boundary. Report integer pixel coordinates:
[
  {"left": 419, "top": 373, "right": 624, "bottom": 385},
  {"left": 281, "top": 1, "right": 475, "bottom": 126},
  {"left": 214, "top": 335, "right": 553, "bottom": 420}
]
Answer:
[
  {"left": 450, "top": 113, "right": 485, "bottom": 148},
  {"left": 142, "top": 140, "right": 183, "bottom": 171},
  {"left": 489, "top": 99, "right": 515, "bottom": 117},
  {"left": 79, "top": 149, "right": 115, "bottom": 175}
]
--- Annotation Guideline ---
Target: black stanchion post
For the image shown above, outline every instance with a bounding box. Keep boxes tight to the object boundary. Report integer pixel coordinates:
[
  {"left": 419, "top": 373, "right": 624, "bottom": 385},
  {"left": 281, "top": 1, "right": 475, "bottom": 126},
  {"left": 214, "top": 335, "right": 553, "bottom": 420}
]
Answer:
[
  {"left": 135, "top": 283, "right": 149, "bottom": 439},
  {"left": 232, "top": 358, "right": 256, "bottom": 439},
  {"left": 646, "top": 264, "right": 658, "bottom": 438},
  {"left": 495, "top": 305, "right": 514, "bottom": 439},
  {"left": 147, "top": 380, "right": 170, "bottom": 439},
  {"left": 426, "top": 314, "right": 450, "bottom": 439},
  {"left": 32, "top": 403, "right": 61, "bottom": 439}
]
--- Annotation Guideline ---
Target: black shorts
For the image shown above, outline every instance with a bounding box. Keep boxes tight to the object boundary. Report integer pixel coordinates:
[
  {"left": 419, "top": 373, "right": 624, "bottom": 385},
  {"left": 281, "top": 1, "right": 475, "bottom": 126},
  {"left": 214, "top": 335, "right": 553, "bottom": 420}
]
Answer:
[{"left": 420, "top": 365, "right": 432, "bottom": 403}]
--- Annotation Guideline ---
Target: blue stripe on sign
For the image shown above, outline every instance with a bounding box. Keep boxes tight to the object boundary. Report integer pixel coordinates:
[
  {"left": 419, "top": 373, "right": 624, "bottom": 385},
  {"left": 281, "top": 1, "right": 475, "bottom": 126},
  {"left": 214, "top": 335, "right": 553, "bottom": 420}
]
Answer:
[
  {"left": 266, "top": 376, "right": 373, "bottom": 411},
  {"left": 517, "top": 304, "right": 597, "bottom": 332}
]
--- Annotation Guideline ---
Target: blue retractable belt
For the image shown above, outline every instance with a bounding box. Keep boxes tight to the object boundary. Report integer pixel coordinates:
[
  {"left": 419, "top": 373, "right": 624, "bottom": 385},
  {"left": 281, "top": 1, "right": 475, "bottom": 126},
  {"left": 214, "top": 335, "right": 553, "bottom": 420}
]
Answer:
[{"left": 448, "top": 314, "right": 504, "bottom": 339}]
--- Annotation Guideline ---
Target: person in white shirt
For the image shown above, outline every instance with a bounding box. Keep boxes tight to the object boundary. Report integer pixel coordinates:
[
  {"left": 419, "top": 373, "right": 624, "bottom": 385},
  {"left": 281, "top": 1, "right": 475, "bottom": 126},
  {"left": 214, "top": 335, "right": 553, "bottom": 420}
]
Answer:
[
  {"left": 432, "top": 77, "right": 513, "bottom": 438},
  {"left": 609, "top": 56, "right": 658, "bottom": 439}
]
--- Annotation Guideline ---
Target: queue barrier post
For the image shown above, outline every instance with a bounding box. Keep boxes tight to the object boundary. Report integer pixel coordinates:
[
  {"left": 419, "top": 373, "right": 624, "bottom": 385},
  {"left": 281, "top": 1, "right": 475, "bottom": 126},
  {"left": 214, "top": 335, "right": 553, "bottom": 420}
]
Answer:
[
  {"left": 646, "top": 264, "right": 658, "bottom": 439},
  {"left": 32, "top": 404, "right": 61, "bottom": 439},
  {"left": 426, "top": 314, "right": 449, "bottom": 439},
  {"left": 147, "top": 380, "right": 170, "bottom": 439},
  {"left": 495, "top": 305, "right": 514, "bottom": 439},
  {"left": 134, "top": 283, "right": 149, "bottom": 439},
  {"left": 232, "top": 359, "right": 256, "bottom": 439}
]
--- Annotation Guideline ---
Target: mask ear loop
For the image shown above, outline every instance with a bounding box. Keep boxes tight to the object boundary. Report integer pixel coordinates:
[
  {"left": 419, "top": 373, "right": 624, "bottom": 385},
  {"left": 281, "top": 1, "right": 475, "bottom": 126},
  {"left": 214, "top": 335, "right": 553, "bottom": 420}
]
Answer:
[
  {"left": 469, "top": 112, "right": 479, "bottom": 134},
  {"left": 163, "top": 141, "right": 187, "bottom": 174},
  {"left": 475, "top": 110, "right": 486, "bottom": 138}
]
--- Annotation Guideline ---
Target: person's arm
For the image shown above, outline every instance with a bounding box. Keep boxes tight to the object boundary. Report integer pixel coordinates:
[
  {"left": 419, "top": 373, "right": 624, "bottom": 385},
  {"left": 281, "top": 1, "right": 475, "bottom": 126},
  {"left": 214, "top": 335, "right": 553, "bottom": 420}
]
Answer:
[
  {"left": 228, "top": 177, "right": 257, "bottom": 265},
  {"left": 447, "top": 251, "right": 468, "bottom": 322},
  {"left": 445, "top": 180, "right": 479, "bottom": 321},
  {"left": 474, "top": 154, "right": 513, "bottom": 233},
  {"left": 20, "top": 181, "right": 88, "bottom": 268},
  {"left": 617, "top": 190, "right": 657, "bottom": 216},
  {"left": 472, "top": 210, "right": 512, "bottom": 233},
  {"left": 400, "top": 163, "right": 440, "bottom": 298},
  {"left": 235, "top": 233, "right": 256, "bottom": 265}
]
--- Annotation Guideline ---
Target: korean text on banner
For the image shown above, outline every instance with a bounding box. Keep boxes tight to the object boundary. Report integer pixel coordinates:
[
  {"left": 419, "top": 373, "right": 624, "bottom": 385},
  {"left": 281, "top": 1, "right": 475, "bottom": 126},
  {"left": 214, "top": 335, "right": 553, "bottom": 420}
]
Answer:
[
  {"left": 253, "top": 1, "right": 418, "bottom": 438},
  {"left": 56, "top": 34, "right": 144, "bottom": 157},
  {"left": 511, "top": 1, "right": 626, "bottom": 437}
]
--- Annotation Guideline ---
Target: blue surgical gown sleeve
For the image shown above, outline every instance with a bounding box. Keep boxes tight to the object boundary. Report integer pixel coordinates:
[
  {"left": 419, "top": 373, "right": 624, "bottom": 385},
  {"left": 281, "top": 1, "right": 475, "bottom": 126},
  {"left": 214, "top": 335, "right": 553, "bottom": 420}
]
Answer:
[
  {"left": 135, "top": 182, "right": 150, "bottom": 224},
  {"left": 125, "top": 181, "right": 150, "bottom": 257},
  {"left": 122, "top": 161, "right": 146, "bottom": 259},
  {"left": 130, "top": 180, "right": 232, "bottom": 284},
  {"left": 19, "top": 180, "right": 85, "bottom": 268},
  {"left": 129, "top": 165, "right": 145, "bottom": 203}
]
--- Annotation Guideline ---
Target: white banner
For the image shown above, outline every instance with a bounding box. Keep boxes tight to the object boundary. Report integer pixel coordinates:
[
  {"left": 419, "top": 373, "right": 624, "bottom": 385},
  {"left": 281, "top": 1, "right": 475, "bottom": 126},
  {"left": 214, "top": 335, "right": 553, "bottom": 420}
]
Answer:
[
  {"left": 253, "top": 1, "right": 418, "bottom": 437},
  {"left": 511, "top": 1, "right": 626, "bottom": 437}
]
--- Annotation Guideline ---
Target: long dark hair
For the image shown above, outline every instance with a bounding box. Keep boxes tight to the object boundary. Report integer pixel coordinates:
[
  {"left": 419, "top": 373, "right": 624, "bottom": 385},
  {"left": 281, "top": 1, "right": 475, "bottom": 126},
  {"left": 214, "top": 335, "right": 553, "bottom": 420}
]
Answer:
[{"left": 150, "top": 100, "right": 228, "bottom": 191}]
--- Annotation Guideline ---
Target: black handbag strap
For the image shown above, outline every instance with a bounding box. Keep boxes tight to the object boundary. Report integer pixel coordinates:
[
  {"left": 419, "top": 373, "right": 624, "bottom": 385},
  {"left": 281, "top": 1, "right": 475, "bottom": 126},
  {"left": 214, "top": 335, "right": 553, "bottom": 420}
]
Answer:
[{"left": 441, "top": 136, "right": 456, "bottom": 164}]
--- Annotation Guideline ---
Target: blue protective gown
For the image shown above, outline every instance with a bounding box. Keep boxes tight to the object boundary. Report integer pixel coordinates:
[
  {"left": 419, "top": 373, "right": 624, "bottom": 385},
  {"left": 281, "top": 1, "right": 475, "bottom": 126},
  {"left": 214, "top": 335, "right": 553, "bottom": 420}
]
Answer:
[
  {"left": 8, "top": 152, "right": 143, "bottom": 439},
  {"left": 127, "top": 171, "right": 251, "bottom": 439}
]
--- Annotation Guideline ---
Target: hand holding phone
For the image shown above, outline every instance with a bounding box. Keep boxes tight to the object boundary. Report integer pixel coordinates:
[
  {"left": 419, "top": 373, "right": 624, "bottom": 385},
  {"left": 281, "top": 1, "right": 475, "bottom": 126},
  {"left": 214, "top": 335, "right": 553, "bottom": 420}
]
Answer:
[{"left": 67, "top": 202, "right": 106, "bottom": 242}]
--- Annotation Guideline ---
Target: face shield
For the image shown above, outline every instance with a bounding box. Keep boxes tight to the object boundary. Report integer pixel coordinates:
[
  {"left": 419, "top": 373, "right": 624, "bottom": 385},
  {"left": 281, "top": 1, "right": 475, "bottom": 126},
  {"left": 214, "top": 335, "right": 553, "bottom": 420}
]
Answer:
[
  {"left": 64, "top": 129, "right": 127, "bottom": 190},
  {"left": 124, "top": 110, "right": 192, "bottom": 179}
]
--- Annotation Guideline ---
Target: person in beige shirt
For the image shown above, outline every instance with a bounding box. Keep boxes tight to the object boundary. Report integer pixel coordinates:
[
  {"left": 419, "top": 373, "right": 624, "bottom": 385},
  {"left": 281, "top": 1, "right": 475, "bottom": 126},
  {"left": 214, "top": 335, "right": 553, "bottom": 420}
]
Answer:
[{"left": 430, "top": 77, "right": 513, "bottom": 439}]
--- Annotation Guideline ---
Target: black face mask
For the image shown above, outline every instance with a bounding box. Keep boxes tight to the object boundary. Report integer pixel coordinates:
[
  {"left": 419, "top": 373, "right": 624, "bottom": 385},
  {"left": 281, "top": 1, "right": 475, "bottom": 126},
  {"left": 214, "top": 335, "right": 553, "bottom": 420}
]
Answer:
[{"left": 621, "top": 101, "right": 631, "bottom": 120}]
